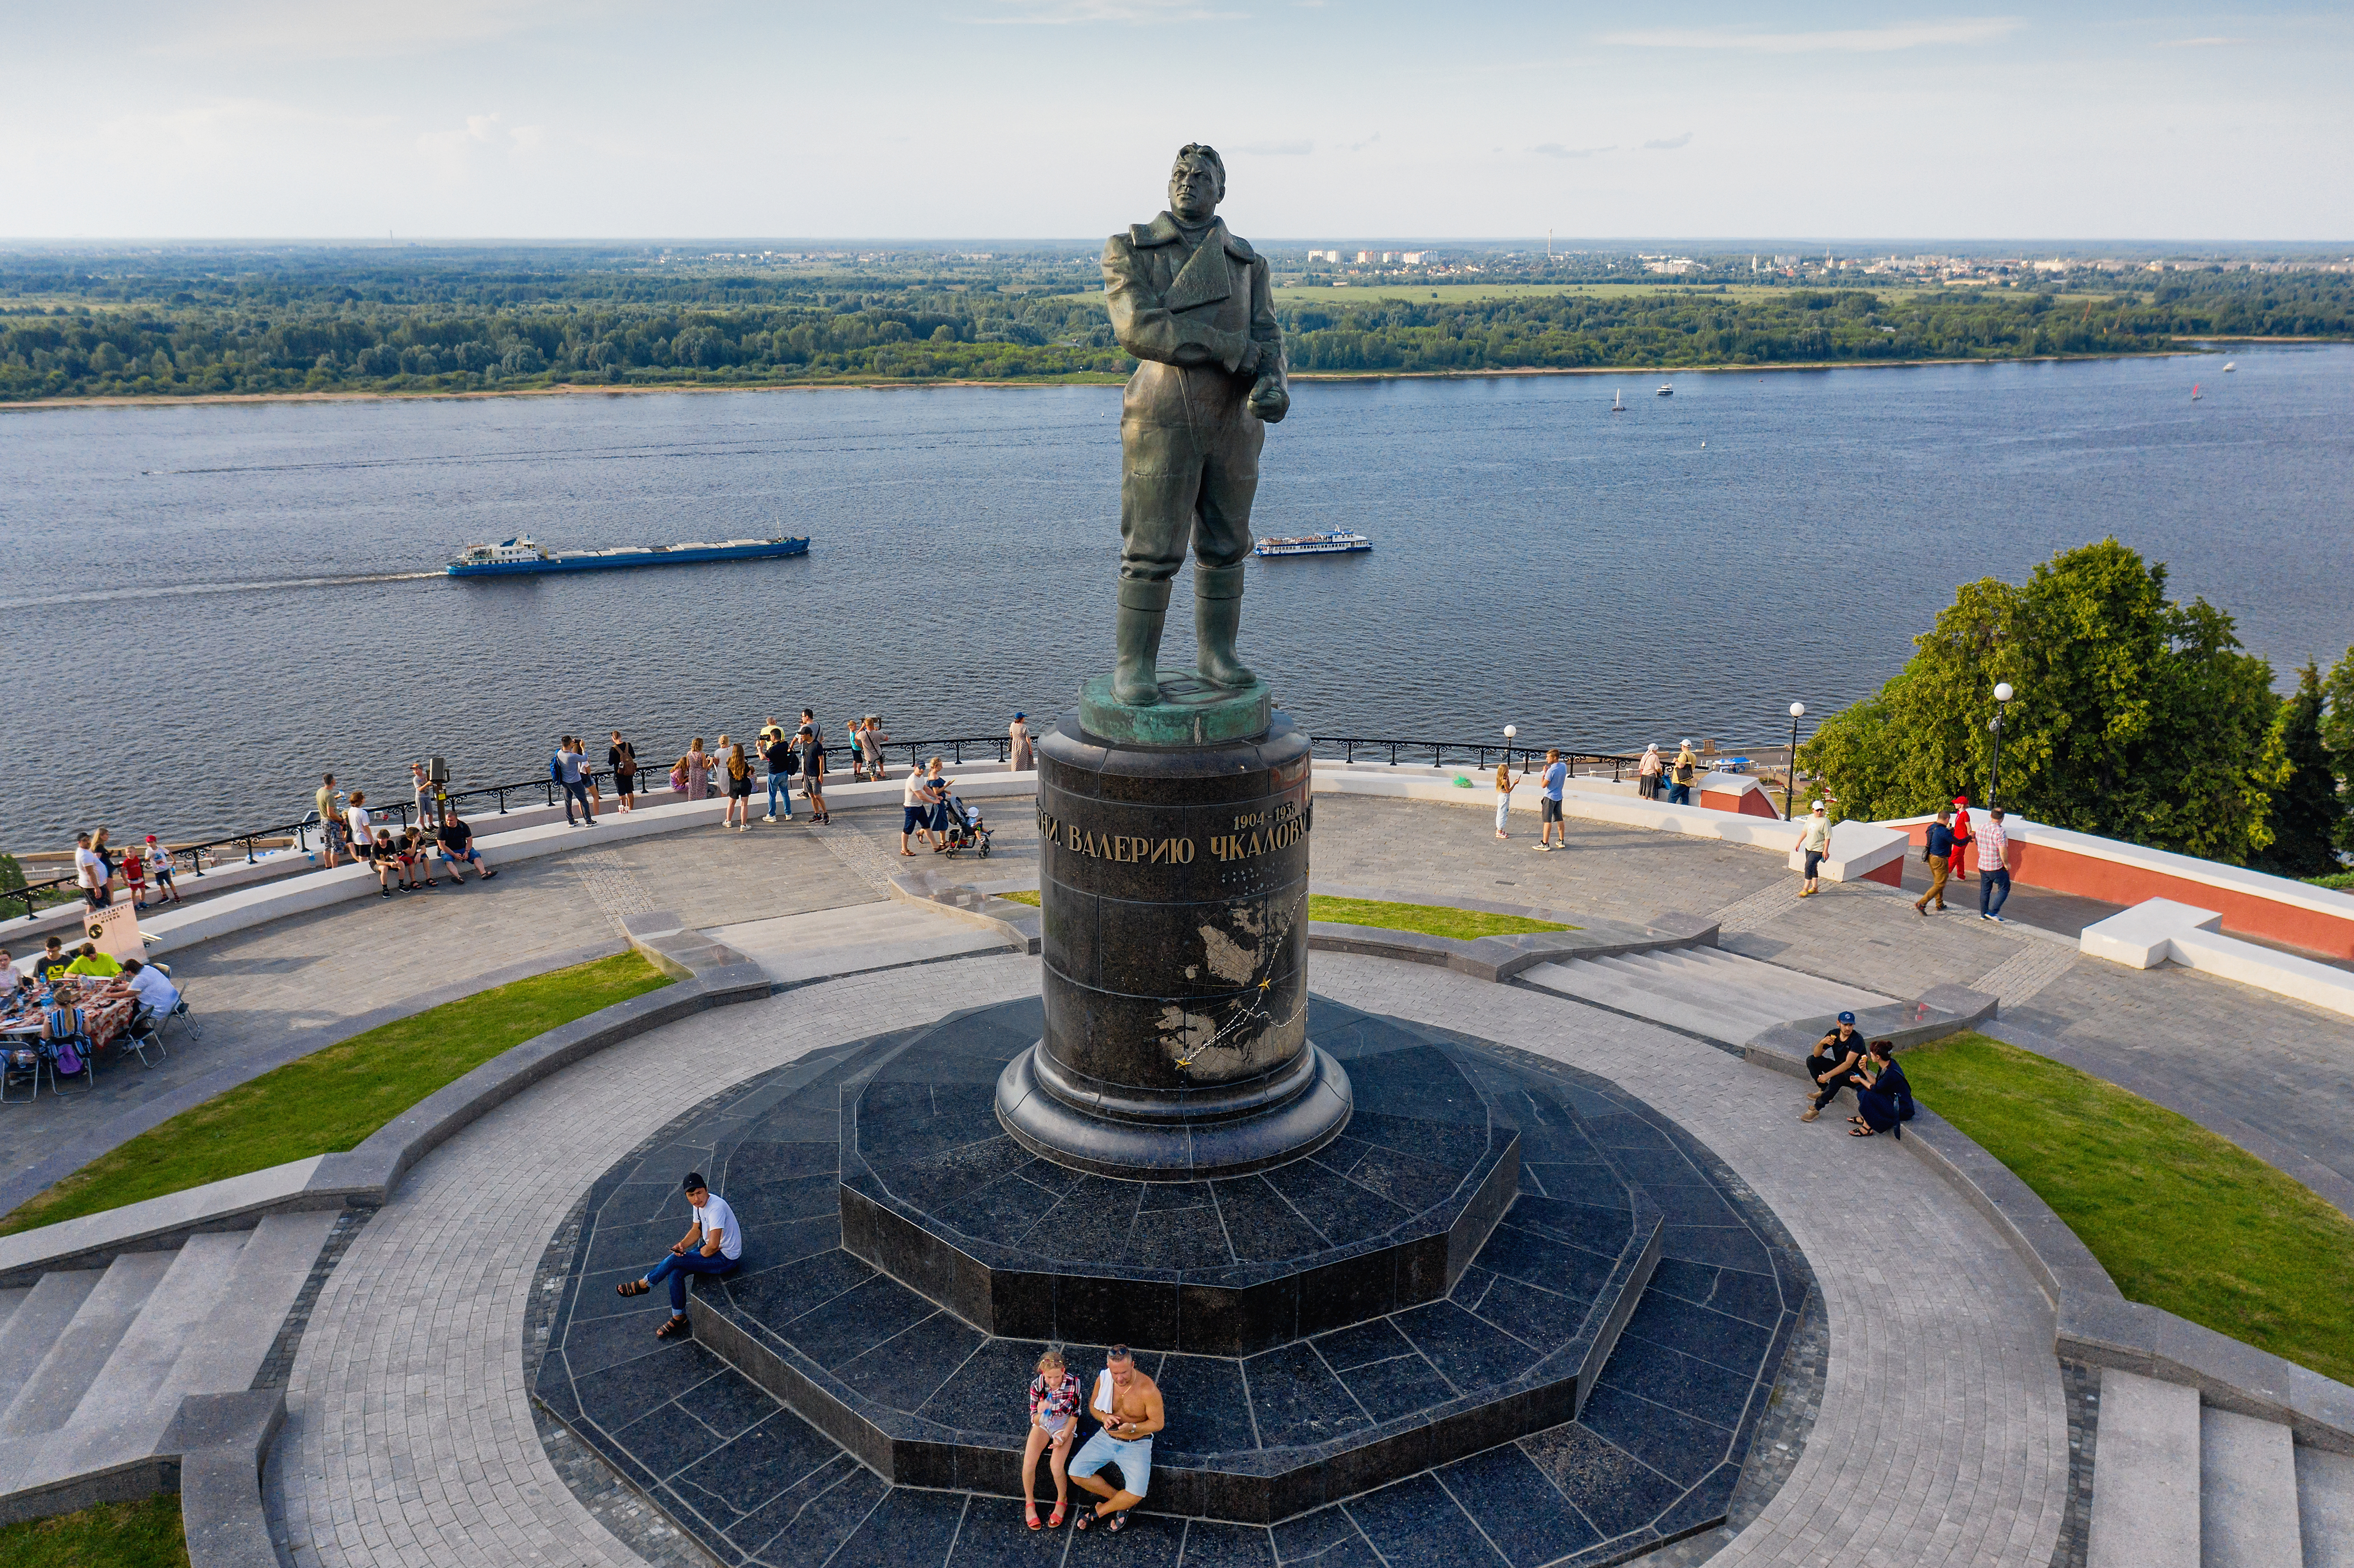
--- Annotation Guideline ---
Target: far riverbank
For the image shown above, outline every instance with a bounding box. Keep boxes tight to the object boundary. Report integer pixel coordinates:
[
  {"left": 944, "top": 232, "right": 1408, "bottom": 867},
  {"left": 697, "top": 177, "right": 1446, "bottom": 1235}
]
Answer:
[{"left": 0, "top": 344, "right": 2262, "bottom": 414}]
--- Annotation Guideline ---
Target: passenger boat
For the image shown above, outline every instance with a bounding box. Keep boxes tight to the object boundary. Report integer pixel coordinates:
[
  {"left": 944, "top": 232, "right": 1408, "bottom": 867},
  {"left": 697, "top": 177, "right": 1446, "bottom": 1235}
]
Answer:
[
  {"left": 1655, "top": 383, "right": 1674, "bottom": 396},
  {"left": 1254, "top": 530, "right": 1373, "bottom": 557},
  {"left": 444, "top": 535, "right": 810, "bottom": 577}
]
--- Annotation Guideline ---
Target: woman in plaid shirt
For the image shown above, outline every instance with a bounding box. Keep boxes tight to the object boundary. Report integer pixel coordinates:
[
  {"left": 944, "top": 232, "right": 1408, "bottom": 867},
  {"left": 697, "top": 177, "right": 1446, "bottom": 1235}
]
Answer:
[{"left": 1022, "top": 1348, "right": 1082, "bottom": 1530}]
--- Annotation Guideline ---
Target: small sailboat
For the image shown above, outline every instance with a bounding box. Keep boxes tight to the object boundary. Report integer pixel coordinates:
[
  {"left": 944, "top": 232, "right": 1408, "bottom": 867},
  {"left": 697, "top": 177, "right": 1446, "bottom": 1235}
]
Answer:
[
  {"left": 2192, "top": 383, "right": 2201, "bottom": 401},
  {"left": 2223, "top": 361, "right": 2236, "bottom": 372},
  {"left": 1611, "top": 389, "right": 1625, "bottom": 413}
]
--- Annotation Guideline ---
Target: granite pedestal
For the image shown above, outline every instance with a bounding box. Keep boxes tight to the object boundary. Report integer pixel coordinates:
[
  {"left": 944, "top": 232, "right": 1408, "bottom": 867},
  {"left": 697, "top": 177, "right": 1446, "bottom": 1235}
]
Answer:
[{"left": 998, "top": 704, "right": 1353, "bottom": 1181}]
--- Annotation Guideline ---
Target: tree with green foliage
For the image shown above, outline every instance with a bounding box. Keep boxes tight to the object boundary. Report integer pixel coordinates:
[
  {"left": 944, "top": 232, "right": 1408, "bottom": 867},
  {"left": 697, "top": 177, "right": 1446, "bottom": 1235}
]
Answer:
[
  {"left": 2325, "top": 646, "right": 2354, "bottom": 859},
  {"left": 1802, "top": 539, "right": 2286, "bottom": 865},
  {"left": 2257, "top": 664, "right": 2344, "bottom": 877}
]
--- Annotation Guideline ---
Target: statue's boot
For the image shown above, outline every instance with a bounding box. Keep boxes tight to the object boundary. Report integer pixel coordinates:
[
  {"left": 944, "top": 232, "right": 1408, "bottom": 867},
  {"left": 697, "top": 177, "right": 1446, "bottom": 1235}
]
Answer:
[
  {"left": 1194, "top": 564, "right": 1256, "bottom": 688},
  {"left": 1112, "top": 578, "right": 1169, "bottom": 705}
]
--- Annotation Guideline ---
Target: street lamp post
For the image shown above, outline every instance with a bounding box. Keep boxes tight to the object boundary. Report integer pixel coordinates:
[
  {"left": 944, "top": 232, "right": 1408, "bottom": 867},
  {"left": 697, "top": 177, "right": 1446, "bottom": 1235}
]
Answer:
[
  {"left": 1502, "top": 724, "right": 1517, "bottom": 773},
  {"left": 1784, "top": 703, "right": 1806, "bottom": 820},
  {"left": 1987, "top": 683, "right": 2015, "bottom": 811}
]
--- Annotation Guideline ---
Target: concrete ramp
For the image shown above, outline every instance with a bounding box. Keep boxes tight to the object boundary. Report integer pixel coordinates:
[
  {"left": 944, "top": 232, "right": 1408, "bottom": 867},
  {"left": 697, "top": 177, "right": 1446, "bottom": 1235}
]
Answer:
[{"left": 704, "top": 902, "right": 1011, "bottom": 985}]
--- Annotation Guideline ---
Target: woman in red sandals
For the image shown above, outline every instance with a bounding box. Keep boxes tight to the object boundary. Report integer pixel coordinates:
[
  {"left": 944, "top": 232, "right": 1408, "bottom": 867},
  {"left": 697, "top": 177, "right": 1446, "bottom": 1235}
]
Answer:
[{"left": 1022, "top": 1348, "right": 1081, "bottom": 1530}]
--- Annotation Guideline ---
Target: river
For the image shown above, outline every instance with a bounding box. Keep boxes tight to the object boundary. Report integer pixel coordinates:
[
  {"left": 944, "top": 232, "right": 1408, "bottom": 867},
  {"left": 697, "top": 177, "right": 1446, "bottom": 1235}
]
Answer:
[{"left": 2, "top": 345, "right": 2348, "bottom": 849}]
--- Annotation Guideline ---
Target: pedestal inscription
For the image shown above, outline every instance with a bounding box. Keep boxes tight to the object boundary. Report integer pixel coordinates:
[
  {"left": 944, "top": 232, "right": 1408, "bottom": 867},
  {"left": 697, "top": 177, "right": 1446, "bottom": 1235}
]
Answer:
[{"left": 995, "top": 712, "right": 1352, "bottom": 1178}]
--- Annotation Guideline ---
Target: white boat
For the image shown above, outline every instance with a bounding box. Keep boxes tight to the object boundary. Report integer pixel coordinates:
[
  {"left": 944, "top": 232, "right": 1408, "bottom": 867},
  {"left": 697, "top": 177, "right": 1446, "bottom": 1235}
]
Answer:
[
  {"left": 1611, "top": 390, "right": 1625, "bottom": 412},
  {"left": 1655, "top": 383, "right": 1673, "bottom": 396},
  {"left": 1255, "top": 530, "right": 1372, "bottom": 557},
  {"left": 2224, "top": 361, "right": 2236, "bottom": 371}
]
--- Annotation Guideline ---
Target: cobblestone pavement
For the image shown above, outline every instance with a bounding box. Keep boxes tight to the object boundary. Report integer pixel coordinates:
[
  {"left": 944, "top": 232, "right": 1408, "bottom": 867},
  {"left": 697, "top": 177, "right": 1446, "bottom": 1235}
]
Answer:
[
  {"left": 266, "top": 953, "right": 1043, "bottom": 1568},
  {"left": 1307, "top": 795, "right": 2354, "bottom": 1216},
  {"left": 0, "top": 820, "right": 880, "bottom": 1218},
  {"left": 266, "top": 944, "right": 2066, "bottom": 1568}
]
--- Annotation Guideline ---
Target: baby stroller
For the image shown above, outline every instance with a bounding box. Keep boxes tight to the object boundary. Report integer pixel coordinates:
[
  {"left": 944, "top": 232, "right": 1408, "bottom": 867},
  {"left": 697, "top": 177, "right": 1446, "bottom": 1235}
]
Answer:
[{"left": 937, "top": 793, "right": 992, "bottom": 858}]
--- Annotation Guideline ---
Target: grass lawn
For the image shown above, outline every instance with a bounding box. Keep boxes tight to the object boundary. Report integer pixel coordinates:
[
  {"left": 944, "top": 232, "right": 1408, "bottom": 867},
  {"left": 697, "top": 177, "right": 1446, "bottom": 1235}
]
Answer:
[
  {"left": 1904, "top": 1032, "right": 2354, "bottom": 1385},
  {"left": 0, "top": 1496, "right": 184, "bottom": 1568},
  {"left": 994, "top": 890, "right": 1571, "bottom": 942},
  {"left": 0, "top": 950, "right": 670, "bottom": 1237}
]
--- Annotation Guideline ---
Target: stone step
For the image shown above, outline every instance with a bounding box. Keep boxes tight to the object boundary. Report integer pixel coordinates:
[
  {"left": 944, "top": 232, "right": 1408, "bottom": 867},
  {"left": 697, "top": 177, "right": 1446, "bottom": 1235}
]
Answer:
[
  {"left": 1639, "top": 947, "right": 1895, "bottom": 1018},
  {"left": 0, "top": 1271, "right": 102, "bottom": 1417},
  {"left": 25, "top": 1233, "right": 253, "bottom": 1490},
  {"left": 2199, "top": 1408, "right": 2301, "bottom": 1568},
  {"left": 163, "top": 1209, "right": 335, "bottom": 1403},
  {"left": 1520, "top": 958, "right": 1766, "bottom": 1044},
  {"left": 2088, "top": 1367, "right": 2200, "bottom": 1568},
  {"left": 0, "top": 1252, "right": 173, "bottom": 1442},
  {"left": 2297, "top": 1445, "right": 2354, "bottom": 1568},
  {"left": 1588, "top": 953, "right": 1807, "bottom": 1035},
  {"left": 0, "top": 1288, "right": 25, "bottom": 1336}
]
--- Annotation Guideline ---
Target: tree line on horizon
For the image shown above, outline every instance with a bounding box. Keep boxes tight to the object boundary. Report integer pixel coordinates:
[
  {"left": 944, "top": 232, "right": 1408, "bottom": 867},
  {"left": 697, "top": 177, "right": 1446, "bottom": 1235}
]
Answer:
[
  {"left": 1801, "top": 538, "right": 2354, "bottom": 880},
  {"left": 1, "top": 262, "right": 2346, "bottom": 403}
]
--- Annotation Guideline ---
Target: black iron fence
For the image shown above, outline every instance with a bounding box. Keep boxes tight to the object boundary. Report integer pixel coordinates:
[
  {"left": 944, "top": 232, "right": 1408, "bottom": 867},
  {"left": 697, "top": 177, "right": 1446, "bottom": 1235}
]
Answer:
[{"left": 11, "top": 728, "right": 1717, "bottom": 924}]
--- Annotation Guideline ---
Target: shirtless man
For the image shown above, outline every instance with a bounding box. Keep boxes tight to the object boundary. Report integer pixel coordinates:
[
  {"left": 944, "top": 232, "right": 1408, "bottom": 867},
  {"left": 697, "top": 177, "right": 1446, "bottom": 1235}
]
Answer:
[{"left": 1067, "top": 1345, "right": 1164, "bottom": 1532}]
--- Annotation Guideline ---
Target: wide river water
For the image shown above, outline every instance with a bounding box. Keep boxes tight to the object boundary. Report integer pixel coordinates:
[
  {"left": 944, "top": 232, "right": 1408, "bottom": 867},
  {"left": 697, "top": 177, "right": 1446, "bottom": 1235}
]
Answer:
[{"left": 4, "top": 345, "right": 2350, "bottom": 849}]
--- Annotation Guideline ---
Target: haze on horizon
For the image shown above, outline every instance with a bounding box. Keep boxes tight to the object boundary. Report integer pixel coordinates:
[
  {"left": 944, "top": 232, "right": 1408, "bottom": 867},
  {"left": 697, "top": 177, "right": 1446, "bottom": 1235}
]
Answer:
[{"left": 6, "top": 1, "right": 2350, "bottom": 243}]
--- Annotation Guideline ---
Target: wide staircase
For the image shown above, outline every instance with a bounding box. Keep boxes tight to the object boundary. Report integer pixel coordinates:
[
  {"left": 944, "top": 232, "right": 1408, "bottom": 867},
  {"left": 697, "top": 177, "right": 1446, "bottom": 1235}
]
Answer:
[
  {"left": 1520, "top": 946, "right": 1899, "bottom": 1047},
  {"left": 0, "top": 1211, "right": 333, "bottom": 1509}
]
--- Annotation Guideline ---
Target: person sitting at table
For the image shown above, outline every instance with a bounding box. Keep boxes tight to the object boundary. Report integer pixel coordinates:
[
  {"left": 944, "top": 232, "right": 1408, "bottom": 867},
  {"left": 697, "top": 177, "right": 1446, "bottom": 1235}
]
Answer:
[
  {"left": 1850, "top": 1040, "right": 1916, "bottom": 1139},
  {"left": 434, "top": 810, "right": 494, "bottom": 881},
  {"left": 0, "top": 949, "right": 22, "bottom": 996},
  {"left": 39, "top": 992, "right": 88, "bottom": 1061},
  {"left": 102, "top": 957, "right": 179, "bottom": 1020},
  {"left": 65, "top": 942, "right": 123, "bottom": 978},
  {"left": 32, "top": 938, "right": 71, "bottom": 982}
]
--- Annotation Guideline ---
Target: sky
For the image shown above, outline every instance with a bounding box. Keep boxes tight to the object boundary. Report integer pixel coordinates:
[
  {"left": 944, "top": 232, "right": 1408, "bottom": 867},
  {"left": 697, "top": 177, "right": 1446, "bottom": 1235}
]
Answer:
[{"left": 4, "top": 2, "right": 2350, "bottom": 242}]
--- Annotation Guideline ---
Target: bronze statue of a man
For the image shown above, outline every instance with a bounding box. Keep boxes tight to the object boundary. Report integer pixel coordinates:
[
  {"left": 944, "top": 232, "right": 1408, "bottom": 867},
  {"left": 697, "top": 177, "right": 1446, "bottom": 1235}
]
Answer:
[{"left": 1102, "top": 144, "right": 1288, "bottom": 706}]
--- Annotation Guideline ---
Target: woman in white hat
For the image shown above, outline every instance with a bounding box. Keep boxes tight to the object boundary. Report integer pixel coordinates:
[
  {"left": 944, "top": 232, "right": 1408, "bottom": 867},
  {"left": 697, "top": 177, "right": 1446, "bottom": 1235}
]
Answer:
[{"left": 1796, "top": 800, "right": 1832, "bottom": 897}]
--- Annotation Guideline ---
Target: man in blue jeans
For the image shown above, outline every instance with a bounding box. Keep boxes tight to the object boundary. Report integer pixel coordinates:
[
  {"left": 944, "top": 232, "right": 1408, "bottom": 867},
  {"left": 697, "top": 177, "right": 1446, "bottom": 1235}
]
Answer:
[
  {"left": 617, "top": 1173, "right": 742, "bottom": 1341},
  {"left": 762, "top": 730, "right": 797, "bottom": 822},
  {"left": 1976, "top": 806, "right": 2014, "bottom": 922}
]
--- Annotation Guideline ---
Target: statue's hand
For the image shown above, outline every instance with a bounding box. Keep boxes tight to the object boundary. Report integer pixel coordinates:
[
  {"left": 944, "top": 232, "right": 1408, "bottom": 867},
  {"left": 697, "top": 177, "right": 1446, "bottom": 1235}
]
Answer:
[{"left": 1247, "top": 374, "right": 1289, "bottom": 424}]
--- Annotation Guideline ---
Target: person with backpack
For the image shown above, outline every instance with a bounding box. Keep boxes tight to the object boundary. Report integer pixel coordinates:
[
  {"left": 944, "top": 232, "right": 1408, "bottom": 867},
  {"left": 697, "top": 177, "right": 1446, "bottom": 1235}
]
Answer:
[
  {"left": 554, "top": 736, "right": 595, "bottom": 826},
  {"left": 40, "top": 994, "right": 88, "bottom": 1082},
  {"left": 762, "top": 728, "right": 797, "bottom": 823},
  {"left": 1666, "top": 741, "right": 1699, "bottom": 806},
  {"left": 607, "top": 732, "right": 638, "bottom": 814}
]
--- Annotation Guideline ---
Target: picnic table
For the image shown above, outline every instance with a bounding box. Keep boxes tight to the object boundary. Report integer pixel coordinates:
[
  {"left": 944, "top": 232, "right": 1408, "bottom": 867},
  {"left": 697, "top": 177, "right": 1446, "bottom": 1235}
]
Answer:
[{"left": 0, "top": 977, "right": 136, "bottom": 1050}]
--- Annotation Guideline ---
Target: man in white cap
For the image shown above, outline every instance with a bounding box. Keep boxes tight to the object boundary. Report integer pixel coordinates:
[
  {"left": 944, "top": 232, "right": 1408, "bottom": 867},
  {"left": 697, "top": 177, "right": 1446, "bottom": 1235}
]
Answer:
[
  {"left": 1666, "top": 740, "right": 1698, "bottom": 806},
  {"left": 1796, "top": 799, "right": 1832, "bottom": 897}
]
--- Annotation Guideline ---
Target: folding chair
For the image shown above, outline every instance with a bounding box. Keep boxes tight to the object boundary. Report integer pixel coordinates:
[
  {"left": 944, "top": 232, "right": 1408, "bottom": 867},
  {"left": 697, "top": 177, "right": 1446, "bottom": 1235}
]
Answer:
[
  {"left": 151, "top": 967, "right": 201, "bottom": 1043},
  {"left": 120, "top": 1004, "right": 166, "bottom": 1068},
  {"left": 0, "top": 1043, "right": 40, "bottom": 1105},
  {"left": 36, "top": 1026, "right": 96, "bottom": 1097}
]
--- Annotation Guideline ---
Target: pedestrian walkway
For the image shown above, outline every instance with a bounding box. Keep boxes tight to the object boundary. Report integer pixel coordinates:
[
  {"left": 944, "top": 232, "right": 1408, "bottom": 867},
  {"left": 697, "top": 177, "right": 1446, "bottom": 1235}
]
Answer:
[
  {"left": 0, "top": 820, "right": 883, "bottom": 1219},
  {"left": 261, "top": 939, "right": 2070, "bottom": 1568}
]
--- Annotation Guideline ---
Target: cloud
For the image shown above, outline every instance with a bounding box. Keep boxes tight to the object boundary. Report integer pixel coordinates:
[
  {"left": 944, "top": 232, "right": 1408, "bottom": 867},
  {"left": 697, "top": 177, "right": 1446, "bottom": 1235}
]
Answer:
[
  {"left": 1532, "top": 143, "right": 1615, "bottom": 159},
  {"left": 1642, "top": 132, "right": 1693, "bottom": 151},
  {"left": 1237, "top": 139, "right": 1314, "bottom": 155},
  {"left": 966, "top": 0, "right": 1242, "bottom": 21},
  {"left": 2155, "top": 36, "right": 2243, "bottom": 47},
  {"left": 1601, "top": 18, "right": 2022, "bottom": 53},
  {"left": 416, "top": 113, "right": 545, "bottom": 178}
]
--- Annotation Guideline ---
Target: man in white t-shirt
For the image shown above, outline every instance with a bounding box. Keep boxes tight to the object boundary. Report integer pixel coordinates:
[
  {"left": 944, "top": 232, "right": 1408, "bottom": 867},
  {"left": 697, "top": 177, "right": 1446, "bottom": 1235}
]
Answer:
[
  {"left": 617, "top": 1172, "right": 743, "bottom": 1340},
  {"left": 75, "top": 833, "right": 109, "bottom": 910},
  {"left": 104, "top": 957, "right": 180, "bottom": 1019}
]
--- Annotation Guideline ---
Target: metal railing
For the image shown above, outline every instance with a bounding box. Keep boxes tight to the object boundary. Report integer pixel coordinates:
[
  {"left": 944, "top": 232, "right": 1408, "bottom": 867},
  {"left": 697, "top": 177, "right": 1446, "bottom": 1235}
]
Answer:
[{"left": 1309, "top": 736, "right": 1644, "bottom": 780}]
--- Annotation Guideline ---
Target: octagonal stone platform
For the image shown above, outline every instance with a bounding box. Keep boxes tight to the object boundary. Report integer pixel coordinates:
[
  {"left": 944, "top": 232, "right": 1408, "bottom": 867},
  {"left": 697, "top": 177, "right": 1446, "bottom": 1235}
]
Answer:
[
  {"left": 533, "top": 997, "right": 1815, "bottom": 1562},
  {"left": 845, "top": 999, "right": 1525, "bottom": 1357}
]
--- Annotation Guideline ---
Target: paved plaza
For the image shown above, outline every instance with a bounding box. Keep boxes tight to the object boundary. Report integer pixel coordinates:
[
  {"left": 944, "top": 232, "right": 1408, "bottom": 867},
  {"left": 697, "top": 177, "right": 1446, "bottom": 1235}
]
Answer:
[{"left": 11, "top": 785, "right": 2348, "bottom": 1565}]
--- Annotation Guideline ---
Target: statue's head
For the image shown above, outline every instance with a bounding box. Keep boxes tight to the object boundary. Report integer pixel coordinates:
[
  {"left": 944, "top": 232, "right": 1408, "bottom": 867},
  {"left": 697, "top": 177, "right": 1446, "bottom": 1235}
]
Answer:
[{"left": 1168, "top": 144, "right": 1225, "bottom": 223}]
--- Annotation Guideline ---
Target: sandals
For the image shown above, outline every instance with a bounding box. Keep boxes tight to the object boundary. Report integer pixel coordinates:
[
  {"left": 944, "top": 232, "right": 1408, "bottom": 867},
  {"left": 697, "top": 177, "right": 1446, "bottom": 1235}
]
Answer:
[
  {"left": 616, "top": 1279, "right": 649, "bottom": 1297},
  {"left": 1049, "top": 1503, "right": 1066, "bottom": 1528},
  {"left": 1106, "top": 1513, "right": 1127, "bottom": 1534},
  {"left": 1026, "top": 1507, "right": 1041, "bottom": 1532},
  {"left": 1848, "top": 1126, "right": 1877, "bottom": 1138},
  {"left": 1073, "top": 1512, "right": 1092, "bottom": 1532},
  {"left": 656, "top": 1313, "right": 691, "bottom": 1339}
]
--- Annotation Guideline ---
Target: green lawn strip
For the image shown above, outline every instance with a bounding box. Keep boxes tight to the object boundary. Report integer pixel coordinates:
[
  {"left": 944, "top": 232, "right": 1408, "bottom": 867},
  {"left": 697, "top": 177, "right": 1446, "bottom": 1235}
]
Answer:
[
  {"left": 1904, "top": 1032, "right": 2354, "bottom": 1385},
  {"left": 0, "top": 951, "right": 670, "bottom": 1237},
  {"left": 996, "top": 891, "right": 1041, "bottom": 906},
  {"left": 0, "top": 1495, "right": 185, "bottom": 1568},
  {"left": 995, "top": 890, "right": 1572, "bottom": 941}
]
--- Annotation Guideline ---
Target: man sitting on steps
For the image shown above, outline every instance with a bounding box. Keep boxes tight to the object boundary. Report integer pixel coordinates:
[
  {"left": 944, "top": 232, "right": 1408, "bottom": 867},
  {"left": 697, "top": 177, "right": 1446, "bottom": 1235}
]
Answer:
[
  {"left": 617, "top": 1173, "right": 742, "bottom": 1341},
  {"left": 1068, "top": 1345, "right": 1164, "bottom": 1532}
]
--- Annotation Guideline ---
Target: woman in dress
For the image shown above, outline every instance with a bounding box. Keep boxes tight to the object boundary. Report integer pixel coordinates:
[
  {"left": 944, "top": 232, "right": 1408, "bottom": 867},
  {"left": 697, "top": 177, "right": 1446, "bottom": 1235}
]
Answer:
[
  {"left": 685, "top": 738, "right": 711, "bottom": 801},
  {"left": 1851, "top": 1039, "right": 1915, "bottom": 1138},
  {"left": 1493, "top": 760, "right": 1516, "bottom": 840},
  {"left": 723, "top": 743, "right": 753, "bottom": 830},
  {"left": 1021, "top": 1348, "right": 1081, "bottom": 1530},
  {"left": 1008, "top": 712, "right": 1035, "bottom": 773}
]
